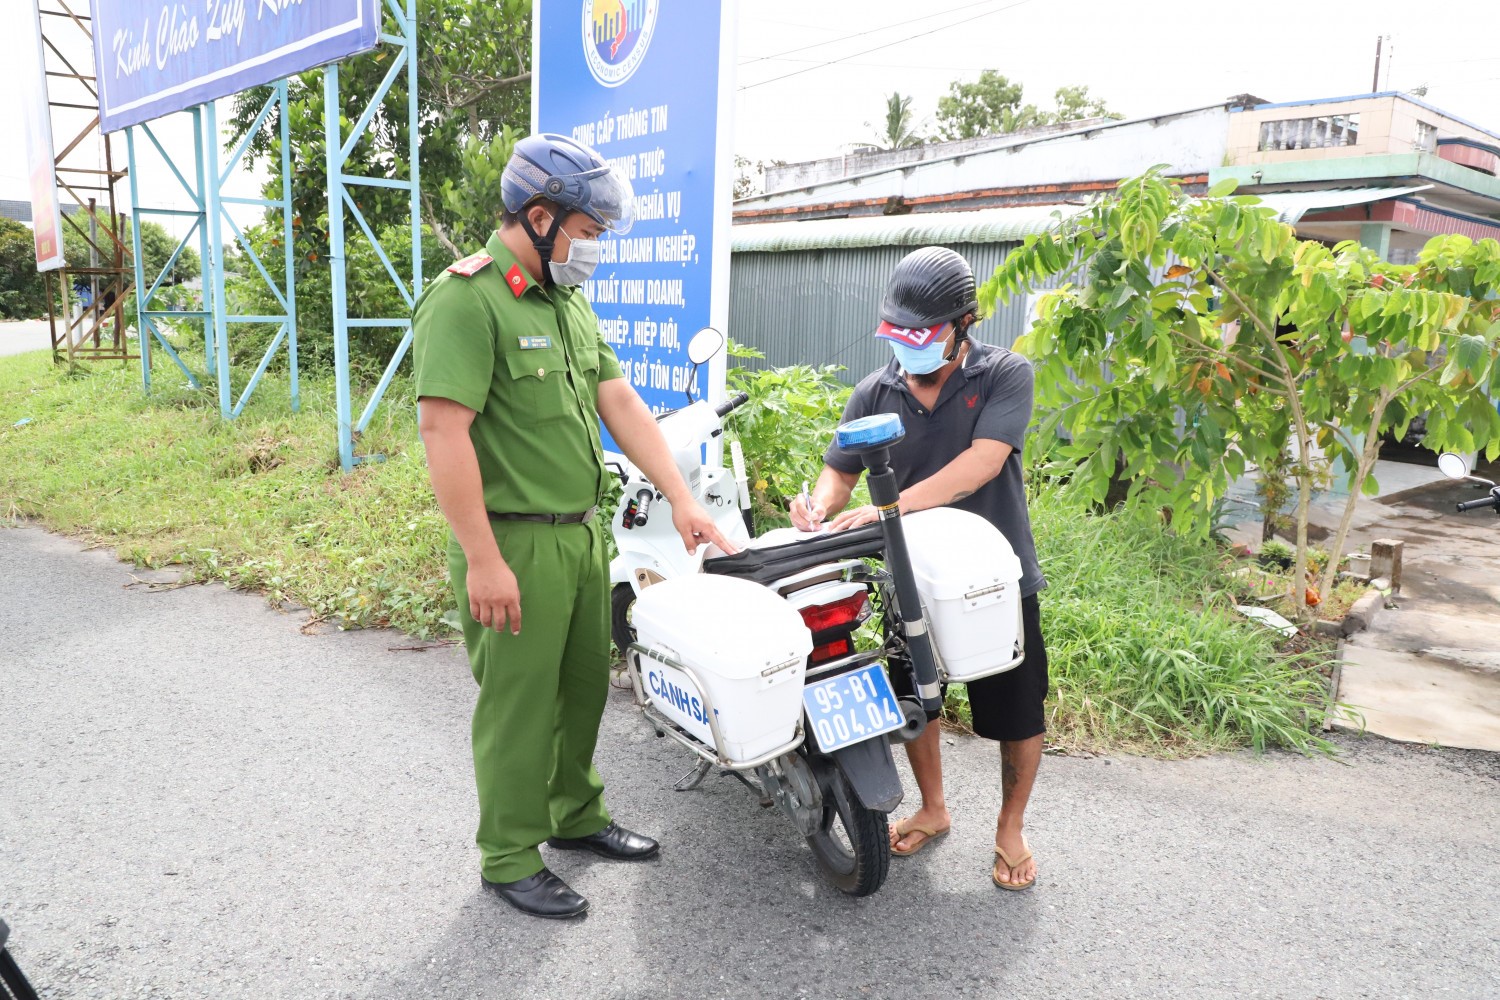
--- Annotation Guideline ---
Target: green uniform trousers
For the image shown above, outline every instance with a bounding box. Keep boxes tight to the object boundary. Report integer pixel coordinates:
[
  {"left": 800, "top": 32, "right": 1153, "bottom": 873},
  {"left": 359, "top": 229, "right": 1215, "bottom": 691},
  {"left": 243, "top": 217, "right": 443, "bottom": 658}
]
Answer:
[{"left": 447, "top": 518, "right": 613, "bottom": 883}]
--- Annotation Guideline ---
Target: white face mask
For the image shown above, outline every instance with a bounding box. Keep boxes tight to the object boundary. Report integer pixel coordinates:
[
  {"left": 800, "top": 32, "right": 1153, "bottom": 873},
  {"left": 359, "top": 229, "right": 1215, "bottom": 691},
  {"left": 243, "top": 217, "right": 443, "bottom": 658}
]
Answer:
[
  {"left": 539, "top": 213, "right": 602, "bottom": 286},
  {"left": 549, "top": 237, "right": 601, "bottom": 285}
]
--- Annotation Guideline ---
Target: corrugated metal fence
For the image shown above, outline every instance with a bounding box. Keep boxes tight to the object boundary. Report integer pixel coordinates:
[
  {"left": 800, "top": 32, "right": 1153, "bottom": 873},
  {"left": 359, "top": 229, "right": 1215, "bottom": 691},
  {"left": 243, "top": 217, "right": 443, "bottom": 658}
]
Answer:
[{"left": 728, "top": 241, "right": 1043, "bottom": 383}]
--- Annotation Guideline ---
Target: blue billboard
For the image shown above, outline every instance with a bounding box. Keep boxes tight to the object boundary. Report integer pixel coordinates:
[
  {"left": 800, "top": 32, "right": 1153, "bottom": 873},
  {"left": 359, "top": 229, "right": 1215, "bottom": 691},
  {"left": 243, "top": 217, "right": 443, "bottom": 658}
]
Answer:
[
  {"left": 89, "top": 0, "right": 381, "bottom": 133},
  {"left": 534, "top": 0, "right": 737, "bottom": 424}
]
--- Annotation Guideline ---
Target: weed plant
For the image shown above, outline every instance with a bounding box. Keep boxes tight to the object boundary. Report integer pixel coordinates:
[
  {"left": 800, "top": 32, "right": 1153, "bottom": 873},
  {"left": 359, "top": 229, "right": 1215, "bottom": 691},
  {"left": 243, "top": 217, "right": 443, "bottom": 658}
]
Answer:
[{"left": 1012, "top": 487, "right": 1336, "bottom": 754}]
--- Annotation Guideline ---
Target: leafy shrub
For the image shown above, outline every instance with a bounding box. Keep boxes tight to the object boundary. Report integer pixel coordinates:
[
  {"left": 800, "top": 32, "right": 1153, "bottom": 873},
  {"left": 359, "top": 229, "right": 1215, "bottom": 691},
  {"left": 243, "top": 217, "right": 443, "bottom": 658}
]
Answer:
[
  {"left": 1257, "top": 538, "right": 1294, "bottom": 570},
  {"left": 725, "top": 341, "right": 854, "bottom": 529},
  {"left": 224, "top": 221, "right": 449, "bottom": 378}
]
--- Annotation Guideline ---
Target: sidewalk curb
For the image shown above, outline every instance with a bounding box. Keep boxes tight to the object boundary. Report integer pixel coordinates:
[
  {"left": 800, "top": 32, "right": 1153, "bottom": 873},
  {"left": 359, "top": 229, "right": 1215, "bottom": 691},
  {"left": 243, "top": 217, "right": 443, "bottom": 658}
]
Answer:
[
  {"left": 1340, "top": 587, "right": 1386, "bottom": 637},
  {"left": 1324, "top": 643, "right": 1344, "bottom": 732}
]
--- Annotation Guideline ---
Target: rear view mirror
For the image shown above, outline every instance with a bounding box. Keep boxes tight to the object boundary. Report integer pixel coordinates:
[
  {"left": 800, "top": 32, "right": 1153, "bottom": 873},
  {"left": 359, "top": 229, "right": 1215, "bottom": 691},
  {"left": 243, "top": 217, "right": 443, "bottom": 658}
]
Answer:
[
  {"left": 1437, "top": 452, "right": 1470, "bottom": 480},
  {"left": 687, "top": 327, "right": 725, "bottom": 366}
]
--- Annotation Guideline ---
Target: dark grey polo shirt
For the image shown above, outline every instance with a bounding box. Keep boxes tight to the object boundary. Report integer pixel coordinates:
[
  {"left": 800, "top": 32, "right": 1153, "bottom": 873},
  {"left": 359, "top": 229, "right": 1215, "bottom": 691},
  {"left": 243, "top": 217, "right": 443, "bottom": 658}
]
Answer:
[{"left": 824, "top": 340, "right": 1046, "bottom": 598}]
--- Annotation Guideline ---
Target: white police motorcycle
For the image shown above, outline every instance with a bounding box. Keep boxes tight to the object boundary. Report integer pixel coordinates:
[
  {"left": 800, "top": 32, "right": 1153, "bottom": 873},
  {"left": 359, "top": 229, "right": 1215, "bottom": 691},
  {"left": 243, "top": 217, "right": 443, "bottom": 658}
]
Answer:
[{"left": 609, "top": 328, "right": 1025, "bottom": 896}]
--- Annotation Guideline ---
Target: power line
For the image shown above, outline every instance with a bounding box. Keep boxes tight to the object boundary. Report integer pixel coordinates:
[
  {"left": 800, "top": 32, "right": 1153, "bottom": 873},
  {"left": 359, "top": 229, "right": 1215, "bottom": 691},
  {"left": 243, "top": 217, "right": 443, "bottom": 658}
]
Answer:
[
  {"left": 744, "top": 54, "right": 1021, "bottom": 72},
  {"left": 740, "top": 0, "right": 1009, "bottom": 67},
  {"left": 739, "top": 0, "right": 1036, "bottom": 92}
]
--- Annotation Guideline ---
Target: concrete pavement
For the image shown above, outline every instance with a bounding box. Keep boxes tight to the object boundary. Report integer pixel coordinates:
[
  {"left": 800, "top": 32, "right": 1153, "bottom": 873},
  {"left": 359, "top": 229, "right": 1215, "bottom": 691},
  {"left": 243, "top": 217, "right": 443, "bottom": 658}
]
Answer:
[
  {"left": 1332, "top": 472, "right": 1500, "bottom": 753},
  {"left": 2, "top": 524, "right": 1498, "bottom": 999},
  {"left": 1223, "top": 459, "right": 1500, "bottom": 753}
]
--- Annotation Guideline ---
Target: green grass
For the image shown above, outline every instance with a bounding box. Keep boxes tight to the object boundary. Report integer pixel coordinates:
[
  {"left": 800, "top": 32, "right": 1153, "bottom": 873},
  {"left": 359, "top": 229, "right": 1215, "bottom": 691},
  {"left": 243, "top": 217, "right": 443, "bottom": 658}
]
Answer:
[
  {"left": 2, "top": 350, "right": 1337, "bottom": 755},
  {"left": 1011, "top": 492, "right": 1336, "bottom": 755},
  {"left": 0, "top": 351, "right": 454, "bottom": 637}
]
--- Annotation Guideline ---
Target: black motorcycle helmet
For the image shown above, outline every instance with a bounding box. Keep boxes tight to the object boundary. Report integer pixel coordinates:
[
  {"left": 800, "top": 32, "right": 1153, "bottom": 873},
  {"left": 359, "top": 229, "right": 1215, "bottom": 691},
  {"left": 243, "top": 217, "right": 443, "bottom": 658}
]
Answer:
[{"left": 880, "top": 246, "right": 979, "bottom": 333}]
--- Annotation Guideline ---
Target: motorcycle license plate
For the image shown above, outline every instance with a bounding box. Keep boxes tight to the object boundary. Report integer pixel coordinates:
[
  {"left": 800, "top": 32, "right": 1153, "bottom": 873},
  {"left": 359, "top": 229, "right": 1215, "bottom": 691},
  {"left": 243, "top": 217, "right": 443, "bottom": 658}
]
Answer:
[{"left": 802, "top": 664, "right": 904, "bottom": 753}]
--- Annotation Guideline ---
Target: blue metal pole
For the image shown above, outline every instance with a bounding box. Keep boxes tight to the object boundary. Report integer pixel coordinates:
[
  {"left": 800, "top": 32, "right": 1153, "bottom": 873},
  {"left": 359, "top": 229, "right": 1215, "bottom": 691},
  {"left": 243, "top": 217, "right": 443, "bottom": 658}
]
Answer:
[
  {"left": 126, "top": 126, "right": 152, "bottom": 395},
  {"left": 280, "top": 80, "right": 300, "bottom": 413},
  {"left": 191, "top": 109, "right": 214, "bottom": 376},
  {"left": 203, "top": 101, "right": 233, "bottom": 420},
  {"left": 355, "top": 328, "right": 413, "bottom": 433},
  {"left": 326, "top": 64, "right": 355, "bottom": 471},
  {"left": 232, "top": 323, "right": 288, "bottom": 419},
  {"left": 407, "top": 0, "right": 422, "bottom": 303}
]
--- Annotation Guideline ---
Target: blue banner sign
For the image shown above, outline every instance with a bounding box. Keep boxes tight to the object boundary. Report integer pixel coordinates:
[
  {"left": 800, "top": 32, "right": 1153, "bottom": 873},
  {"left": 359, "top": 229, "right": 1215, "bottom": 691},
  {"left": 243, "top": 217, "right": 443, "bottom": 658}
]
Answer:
[
  {"left": 534, "top": 0, "right": 737, "bottom": 426},
  {"left": 89, "top": 0, "right": 381, "bottom": 133}
]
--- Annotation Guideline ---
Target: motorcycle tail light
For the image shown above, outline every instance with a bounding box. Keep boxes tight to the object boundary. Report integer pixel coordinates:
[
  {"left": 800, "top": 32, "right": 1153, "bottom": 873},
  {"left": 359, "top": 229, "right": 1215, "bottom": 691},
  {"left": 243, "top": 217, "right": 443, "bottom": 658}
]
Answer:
[
  {"left": 810, "top": 639, "right": 851, "bottom": 664},
  {"left": 798, "top": 593, "right": 870, "bottom": 634}
]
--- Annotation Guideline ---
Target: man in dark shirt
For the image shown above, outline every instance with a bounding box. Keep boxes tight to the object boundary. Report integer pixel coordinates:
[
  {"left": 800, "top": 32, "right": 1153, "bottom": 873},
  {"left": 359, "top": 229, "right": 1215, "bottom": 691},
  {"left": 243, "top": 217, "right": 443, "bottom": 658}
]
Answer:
[{"left": 790, "top": 246, "right": 1048, "bottom": 890}]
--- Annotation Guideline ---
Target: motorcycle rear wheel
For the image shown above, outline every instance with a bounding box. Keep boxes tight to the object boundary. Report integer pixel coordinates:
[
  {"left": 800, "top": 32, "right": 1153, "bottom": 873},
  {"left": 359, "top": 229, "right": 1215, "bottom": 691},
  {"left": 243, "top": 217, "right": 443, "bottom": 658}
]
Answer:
[
  {"left": 611, "top": 583, "right": 636, "bottom": 662},
  {"left": 806, "top": 760, "right": 890, "bottom": 896}
]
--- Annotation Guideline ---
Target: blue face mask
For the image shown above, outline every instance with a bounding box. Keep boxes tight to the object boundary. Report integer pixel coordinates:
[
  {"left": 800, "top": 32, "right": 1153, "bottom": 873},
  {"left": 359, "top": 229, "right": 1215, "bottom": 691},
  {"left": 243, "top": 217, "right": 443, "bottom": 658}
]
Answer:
[{"left": 891, "top": 335, "right": 953, "bottom": 374}]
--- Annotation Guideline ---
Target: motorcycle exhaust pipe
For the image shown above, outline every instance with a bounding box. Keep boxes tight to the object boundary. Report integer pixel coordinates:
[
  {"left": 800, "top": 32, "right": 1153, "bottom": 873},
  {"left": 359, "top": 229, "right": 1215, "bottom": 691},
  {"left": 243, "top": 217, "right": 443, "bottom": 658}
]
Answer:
[{"left": 836, "top": 414, "right": 944, "bottom": 722}]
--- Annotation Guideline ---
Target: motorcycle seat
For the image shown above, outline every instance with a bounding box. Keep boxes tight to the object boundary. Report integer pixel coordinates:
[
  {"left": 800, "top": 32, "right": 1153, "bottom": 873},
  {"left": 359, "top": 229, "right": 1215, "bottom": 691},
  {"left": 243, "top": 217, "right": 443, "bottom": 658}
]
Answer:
[{"left": 702, "top": 523, "right": 885, "bottom": 588}]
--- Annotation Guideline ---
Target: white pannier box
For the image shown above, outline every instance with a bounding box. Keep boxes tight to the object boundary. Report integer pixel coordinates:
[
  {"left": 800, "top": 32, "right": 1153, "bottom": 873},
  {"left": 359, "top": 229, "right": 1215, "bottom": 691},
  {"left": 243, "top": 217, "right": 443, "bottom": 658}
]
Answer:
[
  {"left": 901, "top": 507, "right": 1024, "bottom": 683},
  {"left": 631, "top": 575, "right": 812, "bottom": 764}
]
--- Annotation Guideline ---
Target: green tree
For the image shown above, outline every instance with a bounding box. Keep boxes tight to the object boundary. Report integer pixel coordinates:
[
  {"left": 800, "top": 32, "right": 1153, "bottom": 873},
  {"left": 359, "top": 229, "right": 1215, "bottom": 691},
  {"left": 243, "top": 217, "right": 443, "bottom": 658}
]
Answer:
[
  {"left": 0, "top": 215, "right": 199, "bottom": 321},
  {"left": 865, "top": 91, "right": 924, "bottom": 151},
  {"left": 935, "top": 72, "right": 1120, "bottom": 140},
  {"left": 936, "top": 71, "right": 1037, "bottom": 140},
  {"left": 733, "top": 155, "right": 787, "bottom": 200},
  {"left": 0, "top": 217, "right": 50, "bottom": 319},
  {"left": 228, "top": 0, "right": 531, "bottom": 262},
  {"left": 982, "top": 170, "right": 1500, "bottom": 618},
  {"left": 64, "top": 218, "right": 201, "bottom": 287},
  {"left": 224, "top": 0, "right": 531, "bottom": 372},
  {"left": 1050, "top": 85, "right": 1121, "bottom": 124},
  {"left": 224, "top": 220, "right": 449, "bottom": 377}
]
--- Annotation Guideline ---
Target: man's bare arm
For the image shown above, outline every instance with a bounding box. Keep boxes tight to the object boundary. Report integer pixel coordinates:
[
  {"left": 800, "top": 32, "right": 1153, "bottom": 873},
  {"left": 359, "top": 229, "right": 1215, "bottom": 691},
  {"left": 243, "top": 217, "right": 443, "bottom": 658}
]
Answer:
[
  {"left": 826, "top": 439, "right": 1012, "bottom": 531},
  {"left": 418, "top": 396, "right": 522, "bottom": 634},
  {"left": 596, "top": 378, "right": 736, "bottom": 554}
]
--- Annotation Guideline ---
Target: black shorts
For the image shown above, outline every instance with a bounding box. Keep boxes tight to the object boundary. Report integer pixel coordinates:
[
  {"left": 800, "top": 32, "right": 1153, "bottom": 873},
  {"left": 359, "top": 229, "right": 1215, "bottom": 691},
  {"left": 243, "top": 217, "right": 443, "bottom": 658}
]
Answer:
[{"left": 892, "top": 593, "right": 1049, "bottom": 742}]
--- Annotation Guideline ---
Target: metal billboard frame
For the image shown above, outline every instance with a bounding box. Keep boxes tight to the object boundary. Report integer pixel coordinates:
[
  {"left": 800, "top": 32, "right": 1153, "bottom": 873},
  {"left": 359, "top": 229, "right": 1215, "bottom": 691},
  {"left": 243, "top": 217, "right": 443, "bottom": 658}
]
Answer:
[
  {"left": 325, "top": 0, "right": 423, "bottom": 471},
  {"left": 125, "top": 85, "right": 300, "bottom": 418},
  {"left": 33, "top": 0, "right": 420, "bottom": 465}
]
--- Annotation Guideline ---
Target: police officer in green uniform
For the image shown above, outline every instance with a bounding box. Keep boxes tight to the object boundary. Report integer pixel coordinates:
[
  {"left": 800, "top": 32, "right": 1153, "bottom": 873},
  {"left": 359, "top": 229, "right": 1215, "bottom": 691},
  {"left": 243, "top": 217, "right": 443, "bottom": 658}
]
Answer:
[{"left": 413, "top": 133, "right": 734, "bottom": 920}]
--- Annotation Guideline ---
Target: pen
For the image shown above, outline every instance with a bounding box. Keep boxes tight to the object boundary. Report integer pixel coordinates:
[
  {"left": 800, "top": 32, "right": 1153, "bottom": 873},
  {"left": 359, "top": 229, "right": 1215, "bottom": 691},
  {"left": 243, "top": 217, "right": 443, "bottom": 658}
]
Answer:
[{"left": 799, "top": 480, "right": 813, "bottom": 525}]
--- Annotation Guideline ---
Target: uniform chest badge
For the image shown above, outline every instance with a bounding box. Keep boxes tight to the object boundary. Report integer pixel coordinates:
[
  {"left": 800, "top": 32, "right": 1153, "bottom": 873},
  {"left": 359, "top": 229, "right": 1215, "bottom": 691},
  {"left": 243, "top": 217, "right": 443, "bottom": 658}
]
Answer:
[{"left": 519, "top": 336, "right": 553, "bottom": 350}]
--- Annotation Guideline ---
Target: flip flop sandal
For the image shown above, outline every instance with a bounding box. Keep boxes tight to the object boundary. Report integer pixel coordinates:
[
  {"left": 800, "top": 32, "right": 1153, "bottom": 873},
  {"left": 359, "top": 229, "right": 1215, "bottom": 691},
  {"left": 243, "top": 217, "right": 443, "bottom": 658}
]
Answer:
[
  {"left": 992, "top": 837, "right": 1035, "bottom": 891},
  {"left": 889, "top": 817, "right": 950, "bottom": 857}
]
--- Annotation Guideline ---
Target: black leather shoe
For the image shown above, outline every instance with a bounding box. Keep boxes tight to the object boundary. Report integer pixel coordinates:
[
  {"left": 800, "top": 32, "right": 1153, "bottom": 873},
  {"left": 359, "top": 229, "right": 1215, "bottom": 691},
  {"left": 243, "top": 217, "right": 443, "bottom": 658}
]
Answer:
[
  {"left": 481, "top": 867, "right": 588, "bottom": 919},
  {"left": 547, "top": 821, "right": 660, "bottom": 861}
]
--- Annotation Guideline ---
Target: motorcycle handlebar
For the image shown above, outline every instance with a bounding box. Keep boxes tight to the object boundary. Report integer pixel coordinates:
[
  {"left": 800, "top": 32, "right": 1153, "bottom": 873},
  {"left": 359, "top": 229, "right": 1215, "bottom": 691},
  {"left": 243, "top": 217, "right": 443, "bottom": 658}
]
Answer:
[
  {"left": 715, "top": 392, "right": 750, "bottom": 418},
  {"left": 1456, "top": 495, "right": 1498, "bottom": 512},
  {"left": 633, "top": 489, "right": 654, "bottom": 527}
]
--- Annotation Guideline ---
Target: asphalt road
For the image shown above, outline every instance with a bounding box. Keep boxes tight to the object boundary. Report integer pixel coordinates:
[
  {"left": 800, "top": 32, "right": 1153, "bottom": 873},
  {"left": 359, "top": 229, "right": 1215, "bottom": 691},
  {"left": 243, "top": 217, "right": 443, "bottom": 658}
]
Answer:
[
  {"left": 0, "top": 321, "right": 52, "bottom": 358},
  {"left": 3, "top": 524, "right": 1498, "bottom": 999}
]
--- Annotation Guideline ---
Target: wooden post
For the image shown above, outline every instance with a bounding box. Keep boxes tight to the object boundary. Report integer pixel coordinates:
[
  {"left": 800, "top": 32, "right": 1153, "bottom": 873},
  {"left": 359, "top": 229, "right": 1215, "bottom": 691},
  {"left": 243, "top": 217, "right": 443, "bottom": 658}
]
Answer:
[{"left": 1370, "top": 539, "right": 1403, "bottom": 594}]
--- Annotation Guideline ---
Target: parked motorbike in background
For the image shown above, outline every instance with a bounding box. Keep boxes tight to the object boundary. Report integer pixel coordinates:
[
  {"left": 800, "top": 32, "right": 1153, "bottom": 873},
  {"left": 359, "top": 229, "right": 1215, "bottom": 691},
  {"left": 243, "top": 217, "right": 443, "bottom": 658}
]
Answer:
[{"left": 608, "top": 329, "right": 1026, "bottom": 896}]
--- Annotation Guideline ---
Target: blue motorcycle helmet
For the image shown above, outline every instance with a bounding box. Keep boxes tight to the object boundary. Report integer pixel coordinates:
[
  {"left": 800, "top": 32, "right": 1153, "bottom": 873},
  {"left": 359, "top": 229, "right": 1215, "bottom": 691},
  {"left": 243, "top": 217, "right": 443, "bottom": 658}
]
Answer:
[{"left": 501, "top": 133, "right": 636, "bottom": 286}]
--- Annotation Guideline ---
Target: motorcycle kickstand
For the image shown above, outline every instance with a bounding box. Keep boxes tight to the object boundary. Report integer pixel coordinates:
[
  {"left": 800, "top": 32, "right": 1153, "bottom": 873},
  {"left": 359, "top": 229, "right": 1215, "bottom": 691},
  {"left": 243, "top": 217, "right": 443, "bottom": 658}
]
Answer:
[
  {"left": 720, "top": 768, "right": 775, "bottom": 808},
  {"left": 673, "top": 759, "right": 713, "bottom": 792}
]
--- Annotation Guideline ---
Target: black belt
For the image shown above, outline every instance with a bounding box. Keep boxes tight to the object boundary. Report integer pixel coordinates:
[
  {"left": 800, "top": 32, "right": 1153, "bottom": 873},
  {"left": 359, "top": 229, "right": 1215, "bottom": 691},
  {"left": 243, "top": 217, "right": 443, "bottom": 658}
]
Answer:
[{"left": 488, "top": 506, "right": 598, "bottom": 525}]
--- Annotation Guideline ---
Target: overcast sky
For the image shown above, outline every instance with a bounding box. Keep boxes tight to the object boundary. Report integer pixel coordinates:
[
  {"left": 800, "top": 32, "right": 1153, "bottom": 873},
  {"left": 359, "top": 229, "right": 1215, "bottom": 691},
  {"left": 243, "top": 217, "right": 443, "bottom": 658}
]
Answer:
[{"left": 5, "top": 0, "right": 1500, "bottom": 221}]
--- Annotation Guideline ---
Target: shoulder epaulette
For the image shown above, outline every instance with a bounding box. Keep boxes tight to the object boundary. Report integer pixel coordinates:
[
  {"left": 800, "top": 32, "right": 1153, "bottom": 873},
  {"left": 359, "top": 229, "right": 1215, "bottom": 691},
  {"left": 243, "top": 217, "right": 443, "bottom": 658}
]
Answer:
[{"left": 446, "top": 252, "right": 494, "bottom": 277}]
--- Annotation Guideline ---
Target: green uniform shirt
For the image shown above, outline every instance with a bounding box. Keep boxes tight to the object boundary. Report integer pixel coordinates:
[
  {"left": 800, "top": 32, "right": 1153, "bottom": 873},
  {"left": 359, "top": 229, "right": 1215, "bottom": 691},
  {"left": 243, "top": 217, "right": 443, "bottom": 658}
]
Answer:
[{"left": 412, "top": 232, "right": 623, "bottom": 515}]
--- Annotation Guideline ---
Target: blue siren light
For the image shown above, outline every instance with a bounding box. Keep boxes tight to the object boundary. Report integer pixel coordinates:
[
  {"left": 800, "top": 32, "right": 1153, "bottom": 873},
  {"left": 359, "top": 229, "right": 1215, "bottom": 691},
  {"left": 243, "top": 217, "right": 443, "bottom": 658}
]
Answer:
[{"left": 836, "top": 413, "right": 905, "bottom": 451}]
